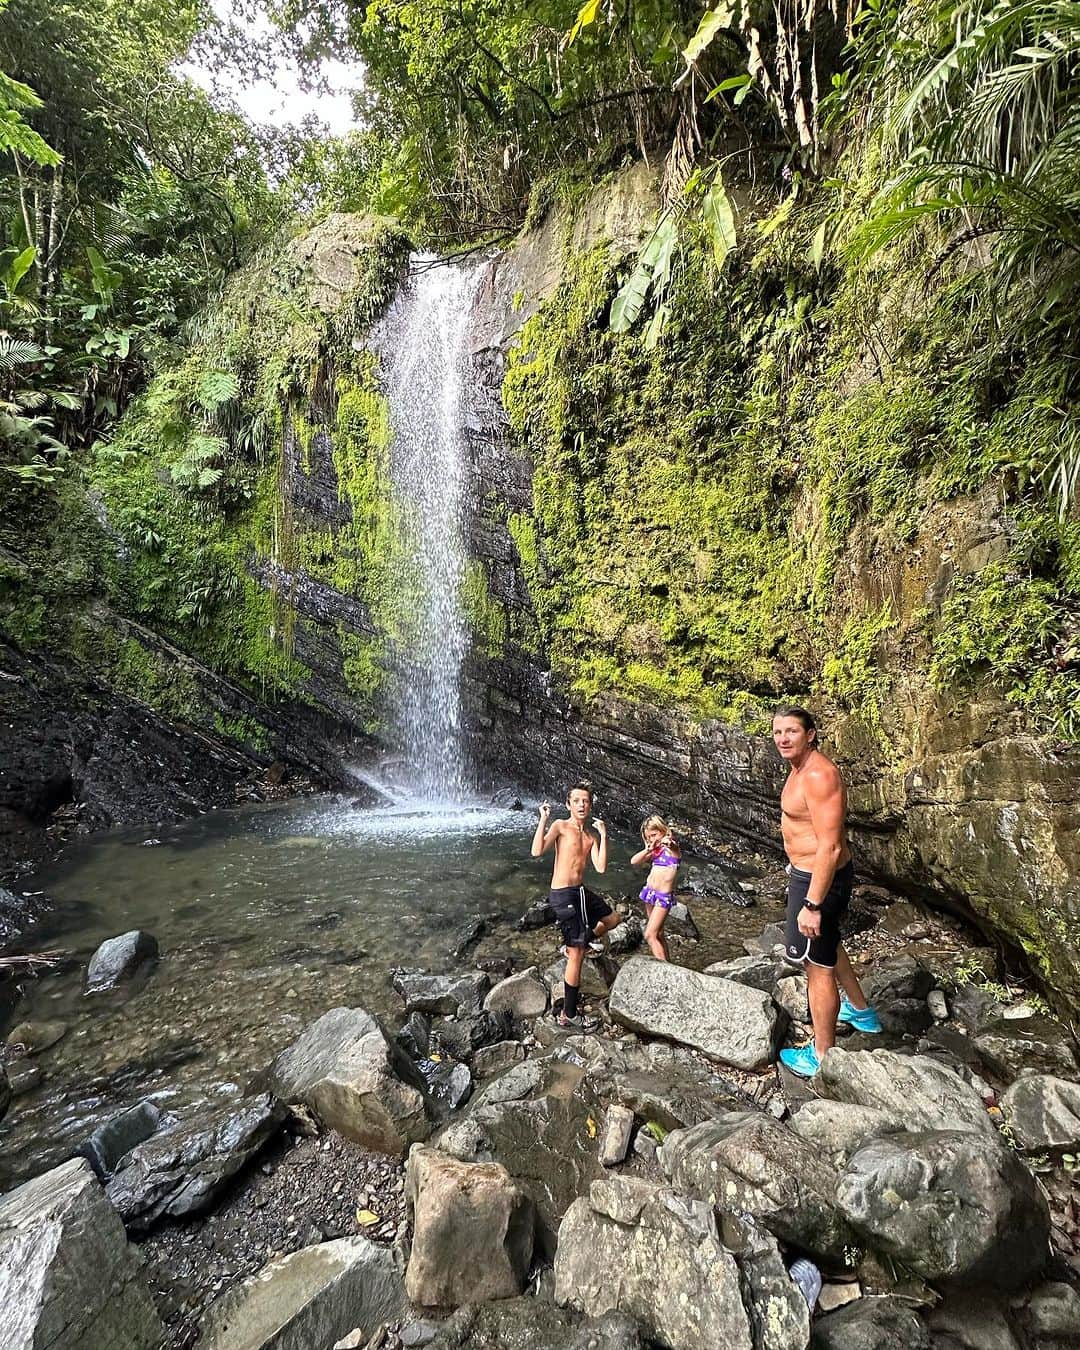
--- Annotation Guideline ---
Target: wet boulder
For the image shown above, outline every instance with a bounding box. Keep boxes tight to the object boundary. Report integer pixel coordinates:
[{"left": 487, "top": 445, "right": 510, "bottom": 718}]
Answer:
[
  {"left": 76, "top": 1100, "right": 162, "bottom": 1181},
  {"left": 392, "top": 970, "right": 488, "bottom": 1017},
  {"left": 268, "top": 1006, "right": 432, "bottom": 1154},
  {"left": 818, "top": 1047, "right": 998, "bottom": 1137},
  {"left": 660, "top": 1112, "right": 858, "bottom": 1264},
  {"left": 6, "top": 1020, "right": 67, "bottom": 1055},
  {"left": 433, "top": 1008, "right": 516, "bottom": 1062},
  {"left": 0, "top": 1156, "right": 163, "bottom": 1349},
  {"left": 85, "top": 929, "right": 159, "bottom": 993},
  {"left": 836, "top": 1130, "right": 1050, "bottom": 1288},
  {"left": 417, "top": 1057, "right": 472, "bottom": 1111},
  {"left": 105, "top": 1093, "right": 286, "bottom": 1229},
  {"left": 609, "top": 958, "right": 779, "bottom": 1071},
  {"left": 554, "top": 1176, "right": 754, "bottom": 1350},
  {"left": 1000, "top": 1074, "right": 1080, "bottom": 1151},
  {"left": 471, "top": 1041, "right": 526, "bottom": 1078},
  {"left": 516, "top": 896, "right": 556, "bottom": 931},
  {"left": 810, "top": 1297, "right": 930, "bottom": 1350},
  {"left": 405, "top": 1145, "right": 534, "bottom": 1306},
  {"left": 200, "top": 1235, "right": 406, "bottom": 1350},
  {"left": 972, "top": 1015, "right": 1079, "bottom": 1083},
  {"left": 396, "top": 1011, "right": 432, "bottom": 1061},
  {"left": 484, "top": 966, "right": 548, "bottom": 1019}
]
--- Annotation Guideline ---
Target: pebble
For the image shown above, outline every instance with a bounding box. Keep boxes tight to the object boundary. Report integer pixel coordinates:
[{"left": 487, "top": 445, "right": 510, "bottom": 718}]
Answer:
[
  {"left": 818, "top": 1281, "right": 861, "bottom": 1312},
  {"left": 927, "top": 989, "right": 948, "bottom": 1020}
]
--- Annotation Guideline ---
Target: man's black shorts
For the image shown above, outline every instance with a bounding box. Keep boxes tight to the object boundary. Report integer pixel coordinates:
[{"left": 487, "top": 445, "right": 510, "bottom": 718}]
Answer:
[
  {"left": 549, "top": 886, "right": 612, "bottom": 948},
  {"left": 784, "top": 861, "right": 855, "bottom": 968}
]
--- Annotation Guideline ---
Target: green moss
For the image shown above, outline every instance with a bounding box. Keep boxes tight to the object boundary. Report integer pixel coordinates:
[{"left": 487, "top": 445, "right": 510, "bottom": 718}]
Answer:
[
  {"left": 213, "top": 712, "right": 273, "bottom": 752},
  {"left": 822, "top": 603, "right": 896, "bottom": 744},
  {"left": 462, "top": 560, "right": 508, "bottom": 657}
]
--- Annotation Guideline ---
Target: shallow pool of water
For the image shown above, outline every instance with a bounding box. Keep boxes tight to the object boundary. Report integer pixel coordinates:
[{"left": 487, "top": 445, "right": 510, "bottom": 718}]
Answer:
[{"left": 0, "top": 793, "right": 775, "bottom": 1188}]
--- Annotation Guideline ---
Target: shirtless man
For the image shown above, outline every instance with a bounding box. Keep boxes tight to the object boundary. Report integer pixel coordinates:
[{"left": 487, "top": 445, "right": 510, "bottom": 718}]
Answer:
[
  {"left": 773, "top": 707, "right": 881, "bottom": 1078},
  {"left": 531, "top": 781, "right": 623, "bottom": 1032}
]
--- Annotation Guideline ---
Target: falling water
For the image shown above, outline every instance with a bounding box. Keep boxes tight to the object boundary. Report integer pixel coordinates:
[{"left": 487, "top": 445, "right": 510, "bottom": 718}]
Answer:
[{"left": 378, "top": 257, "right": 481, "bottom": 801}]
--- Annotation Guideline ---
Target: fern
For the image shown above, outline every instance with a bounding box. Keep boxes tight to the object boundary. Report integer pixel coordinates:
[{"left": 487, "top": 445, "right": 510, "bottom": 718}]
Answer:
[{"left": 197, "top": 368, "right": 240, "bottom": 412}]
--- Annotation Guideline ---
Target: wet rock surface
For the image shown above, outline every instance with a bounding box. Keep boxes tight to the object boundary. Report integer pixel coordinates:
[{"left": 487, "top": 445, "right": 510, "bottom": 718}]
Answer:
[{"left": 85, "top": 928, "right": 160, "bottom": 992}]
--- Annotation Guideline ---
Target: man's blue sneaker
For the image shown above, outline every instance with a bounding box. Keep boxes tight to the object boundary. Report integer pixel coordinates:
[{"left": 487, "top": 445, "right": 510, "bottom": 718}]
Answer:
[
  {"left": 780, "top": 1044, "right": 822, "bottom": 1078},
  {"left": 837, "top": 996, "right": 883, "bottom": 1033}
]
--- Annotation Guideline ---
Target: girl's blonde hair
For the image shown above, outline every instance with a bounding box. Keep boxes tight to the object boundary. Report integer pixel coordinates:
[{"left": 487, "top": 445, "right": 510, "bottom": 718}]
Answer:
[{"left": 640, "top": 814, "right": 669, "bottom": 843}]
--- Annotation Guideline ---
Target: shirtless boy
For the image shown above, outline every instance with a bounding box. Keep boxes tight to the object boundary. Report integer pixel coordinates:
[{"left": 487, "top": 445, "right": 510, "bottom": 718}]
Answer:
[
  {"left": 773, "top": 707, "right": 881, "bottom": 1077},
  {"left": 530, "top": 781, "right": 622, "bottom": 1032}
]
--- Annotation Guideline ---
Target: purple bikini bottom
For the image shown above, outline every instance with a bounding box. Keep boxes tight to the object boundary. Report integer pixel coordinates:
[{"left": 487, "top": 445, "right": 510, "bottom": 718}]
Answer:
[{"left": 640, "top": 886, "right": 674, "bottom": 910}]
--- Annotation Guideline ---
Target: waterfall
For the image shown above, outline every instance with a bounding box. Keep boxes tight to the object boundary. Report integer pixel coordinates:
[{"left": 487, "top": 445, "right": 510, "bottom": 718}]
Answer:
[{"left": 377, "top": 257, "right": 481, "bottom": 801}]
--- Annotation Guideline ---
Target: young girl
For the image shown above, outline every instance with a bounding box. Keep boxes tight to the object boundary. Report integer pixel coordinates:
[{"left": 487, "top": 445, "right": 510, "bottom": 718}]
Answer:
[{"left": 631, "top": 815, "right": 681, "bottom": 961}]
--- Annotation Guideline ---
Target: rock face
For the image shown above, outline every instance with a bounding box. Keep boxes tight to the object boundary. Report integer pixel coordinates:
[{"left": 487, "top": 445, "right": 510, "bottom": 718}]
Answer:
[
  {"left": 810, "top": 1297, "right": 930, "bottom": 1350},
  {"left": 608, "top": 958, "right": 779, "bottom": 1070},
  {"left": 836, "top": 1130, "right": 1050, "bottom": 1288},
  {"left": 554, "top": 1177, "right": 754, "bottom": 1350},
  {"left": 85, "top": 929, "right": 159, "bottom": 992},
  {"left": 105, "top": 1093, "right": 286, "bottom": 1229},
  {"left": 429, "top": 1298, "right": 646, "bottom": 1350},
  {"left": 200, "top": 1235, "right": 406, "bottom": 1350},
  {"left": 405, "top": 1145, "right": 534, "bottom": 1306},
  {"left": 0, "top": 1156, "right": 163, "bottom": 1349},
  {"left": 1001, "top": 1074, "right": 1080, "bottom": 1150},
  {"left": 661, "top": 1113, "right": 858, "bottom": 1263},
  {"left": 818, "top": 1047, "right": 997, "bottom": 1137},
  {"left": 267, "top": 1007, "right": 432, "bottom": 1154}
]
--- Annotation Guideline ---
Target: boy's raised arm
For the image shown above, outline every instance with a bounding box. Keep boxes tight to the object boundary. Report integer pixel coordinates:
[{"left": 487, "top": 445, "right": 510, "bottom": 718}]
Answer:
[{"left": 531, "top": 802, "right": 558, "bottom": 857}]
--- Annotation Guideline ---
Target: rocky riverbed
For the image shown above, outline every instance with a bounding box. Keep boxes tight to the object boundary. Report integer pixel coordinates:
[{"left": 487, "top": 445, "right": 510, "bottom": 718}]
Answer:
[{"left": 2, "top": 855, "right": 1079, "bottom": 1350}]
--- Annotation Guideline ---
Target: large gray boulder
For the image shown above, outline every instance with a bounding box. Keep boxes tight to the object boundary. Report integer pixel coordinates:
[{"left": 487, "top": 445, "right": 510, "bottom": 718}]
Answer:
[
  {"left": 660, "top": 1112, "right": 858, "bottom": 1263},
  {"left": 429, "top": 1299, "right": 646, "bottom": 1349},
  {"left": 0, "top": 1157, "right": 163, "bottom": 1350},
  {"left": 731, "top": 1216, "right": 811, "bottom": 1350},
  {"left": 434, "top": 1057, "right": 603, "bottom": 1251},
  {"left": 106, "top": 1093, "right": 286, "bottom": 1229},
  {"left": 810, "top": 1297, "right": 929, "bottom": 1350},
  {"left": 405, "top": 1145, "right": 534, "bottom": 1306},
  {"left": 484, "top": 967, "right": 548, "bottom": 1019},
  {"left": 392, "top": 970, "right": 488, "bottom": 1016},
  {"left": 1001, "top": 1074, "right": 1080, "bottom": 1151},
  {"left": 200, "top": 1235, "right": 406, "bottom": 1350},
  {"left": 818, "top": 1047, "right": 997, "bottom": 1137},
  {"left": 554, "top": 1177, "right": 754, "bottom": 1350},
  {"left": 85, "top": 929, "right": 159, "bottom": 992},
  {"left": 267, "top": 1006, "right": 432, "bottom": 1154},
  {"left": 836, "top": 1130, "right": 1050, "bottom": 1288},
  {"left": 608, "top": 958, "right": 779, "bottom": 1070},
  {"left": 790, "top": 1100, "right": 903, "bottom": 1168}
]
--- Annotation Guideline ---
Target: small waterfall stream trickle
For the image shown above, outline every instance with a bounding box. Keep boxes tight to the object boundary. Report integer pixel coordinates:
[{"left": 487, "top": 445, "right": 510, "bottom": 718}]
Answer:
[{"left": 376, "top": 257, "right": 482, "bottom": 801}]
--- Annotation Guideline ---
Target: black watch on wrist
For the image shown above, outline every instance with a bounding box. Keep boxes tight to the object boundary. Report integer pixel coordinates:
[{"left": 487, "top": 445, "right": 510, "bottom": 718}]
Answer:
[{"left": 804, "top": 900, "right": 822, "bottom": 913}]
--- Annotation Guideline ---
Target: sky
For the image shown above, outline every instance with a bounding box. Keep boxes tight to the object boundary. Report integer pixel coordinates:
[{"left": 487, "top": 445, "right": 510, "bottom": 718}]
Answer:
[{"left": 178, "top": 0, "right": 363, "bottom": 136}]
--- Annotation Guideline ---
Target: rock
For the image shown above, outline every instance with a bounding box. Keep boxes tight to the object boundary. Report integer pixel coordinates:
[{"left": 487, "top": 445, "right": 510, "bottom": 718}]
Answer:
[
  {"left": 703, "top": 954, "right": 783, "bottom": 992},
  {"left": 861, "top": 955, "right": 935, "bottom": 1005},
  {"left": 810, "top": 1297, "right": 930, "bottom": 1349},
  {"left": 7, "top": 1061, "right": 41, "bottom": 1096},
  {"left": 76, "top": 1100, "right": 162, "bottom": 1181},
  {"left": 6, "top": 1020, "right": 67, "bottom": 1055},
  {"left": 1000, "top": 1074, "right": 1080, "bottom": 1150},
  {"left": 665, "top": 902, "right": 700, "bottom": 941},
  {"left": 555, "top": 1177, "right": 753, "bottom": 1349},
  {"left": 404, "top": 1145, "right": 534, "bottom": 1306},
  {"left": 417, "top": 1058, "right": 472, "bottom": 1111},
  {"left": 1015, "top": 1281, "right": 1080, "bottom": 1346},
  {"left": 471, "top": 1040, "right": 526, "bottom": 1078},
  {"left": 950, "top": 984, "right": 1002, "bottom": 1034},
  {"left": 790, "top": 1100, "right": 901, "bottom": 1167},
  {"left": 818, "top": 1283, "right": 861, "bottom": 1314},
  {"left": 451, "top": 916, "right": 486, "bottom": 958},
  {"left": 542, "top": 953, "right": 620, "bottom": 1000},
  {"left": 972, "top": 1015, "right": 1079, "bottom": 1082},
  {"left": 818, "top": 1047, "right": 998, "bottom": 1137},
  {"left": 599, "top": 1105, "right": 634, "bottom": 1167},
  {"left": 609, "top": 958, "right": 779, "bottom": 1071},
  {"left": 743, "top": 923, "right": 787, "bottom": 956},
  {"left": 200, "top": 1235, "right": 406, "bottom": 1350},
  {"left": 517, "top": 897, "right": 556, "bottom": 931},
  {"left": 0, "top": 884, "right": 49, "bottom": 947},
  {"left": 774, "top": 975, "right": 809, "bottom": 1023},
  {"left": 0, "top": 1062, "right": 9, "bottom": 1121},
  {"left": 727, "top": 1216, "right": 811, "bottom": 1350},
  {"left": 880, "top": 902, "right": 925, "bottom": 935},
  {"left": 606, "top": 916, "right": 643, "bottom": 954},
  {"left": 85, "top": 929, "right": 159, "bottom": 992},
  {"left": 928, "top": 1293, "right": 1022, "bottom": 1350},
  {"left": 927, "top": 989, "right": 948, "bottom": 1020},
  {"left": 660, "top": 1113, "right": 858, "bottom": 1264},
  {"left": 434, "top": 1009, "right": 516, "bottom": 1062},
  {"left": 400, "top": 1319, "right": 441, "bottom": 1348},
  {"left": 836, "top": 1129, "right": 1050, "bottom": 1288},
  {"left": 105, "top": 1093, "right": 286, "bottom": 1229},
  {"left": 392, "top": 970, "right": 488, "bottom": 1017},
  {"left": 267, "top": 1007, "right": 432, "bottom": 1154},
  {"left": 484, "top": 967, "right": 548, "bottom": 1019},
  {"left": 428, "top": 1299, "right": 646, "bottom": 1349},
  {"left": 396, "top": 1012, "right": 432, "bottom": 1060},
  {"left": 434, "top": 1056, "right": 603, "bottom": 1250},
  {"left": 0, "top": 1156, "right": 163, "bottom": 1348}
]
